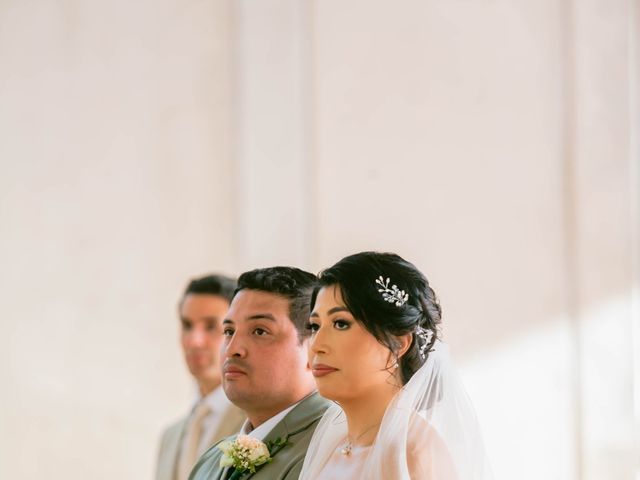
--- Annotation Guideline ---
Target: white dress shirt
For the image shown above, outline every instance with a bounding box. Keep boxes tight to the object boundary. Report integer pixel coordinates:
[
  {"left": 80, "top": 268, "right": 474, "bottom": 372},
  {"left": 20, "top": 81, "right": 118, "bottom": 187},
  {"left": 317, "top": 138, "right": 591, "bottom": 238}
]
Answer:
[{"left": 239, "top": 400, "right": 301, "bottom": 441}]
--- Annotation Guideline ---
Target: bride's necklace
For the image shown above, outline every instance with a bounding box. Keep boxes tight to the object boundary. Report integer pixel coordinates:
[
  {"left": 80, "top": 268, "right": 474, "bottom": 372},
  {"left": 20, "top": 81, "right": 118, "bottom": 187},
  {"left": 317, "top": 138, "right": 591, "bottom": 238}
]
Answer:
[{"left": 340, "top": 422, "right": 381, "bottom": 456}]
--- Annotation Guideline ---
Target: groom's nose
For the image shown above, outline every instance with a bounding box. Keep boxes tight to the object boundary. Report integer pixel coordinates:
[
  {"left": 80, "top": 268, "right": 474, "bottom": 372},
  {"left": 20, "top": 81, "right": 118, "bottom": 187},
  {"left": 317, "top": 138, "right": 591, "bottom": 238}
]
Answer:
[{"left": 223, "top": 330, "right": 248, "bottom": 358}]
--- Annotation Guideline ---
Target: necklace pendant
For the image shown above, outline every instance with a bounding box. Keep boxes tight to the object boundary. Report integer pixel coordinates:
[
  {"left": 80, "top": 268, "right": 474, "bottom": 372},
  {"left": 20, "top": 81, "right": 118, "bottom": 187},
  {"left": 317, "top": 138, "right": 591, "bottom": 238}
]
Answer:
[{"left": 340, "top": 443, "right": 352, "bottom": 456}]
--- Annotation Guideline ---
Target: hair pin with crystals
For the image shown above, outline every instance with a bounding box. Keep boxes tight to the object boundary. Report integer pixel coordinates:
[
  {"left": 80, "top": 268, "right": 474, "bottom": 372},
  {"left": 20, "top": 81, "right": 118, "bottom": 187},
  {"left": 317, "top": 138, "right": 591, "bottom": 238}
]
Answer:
[
  {"left": 415, "top": 326, "right": 434, "bottom": 360},
  {"left": 375, "top": 276, "right": 409, "bottom": 307}
]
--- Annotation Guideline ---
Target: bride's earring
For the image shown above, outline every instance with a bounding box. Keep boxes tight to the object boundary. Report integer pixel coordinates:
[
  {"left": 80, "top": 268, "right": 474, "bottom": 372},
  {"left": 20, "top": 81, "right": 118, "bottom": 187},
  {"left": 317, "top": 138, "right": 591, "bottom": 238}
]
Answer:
[{"left": 386, "top": 352, "right": 399, "bottom": 372}]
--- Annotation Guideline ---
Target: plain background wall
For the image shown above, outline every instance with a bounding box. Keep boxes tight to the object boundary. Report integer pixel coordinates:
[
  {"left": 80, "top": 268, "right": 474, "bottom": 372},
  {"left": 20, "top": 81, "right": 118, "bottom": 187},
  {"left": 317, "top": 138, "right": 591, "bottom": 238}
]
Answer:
[
  {"left": 1, "top": 1, "right": 638, "bottom": 479},
  {"left": 0, "top": 1, "right": 236, "bottom": 477}
]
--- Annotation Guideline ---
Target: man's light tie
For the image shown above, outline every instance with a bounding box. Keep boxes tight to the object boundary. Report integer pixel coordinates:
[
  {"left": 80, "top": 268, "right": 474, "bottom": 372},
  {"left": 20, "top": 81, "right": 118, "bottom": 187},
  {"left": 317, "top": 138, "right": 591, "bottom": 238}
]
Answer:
[{"left": 178, "top": 402, "right": 212, "bottom": 480}]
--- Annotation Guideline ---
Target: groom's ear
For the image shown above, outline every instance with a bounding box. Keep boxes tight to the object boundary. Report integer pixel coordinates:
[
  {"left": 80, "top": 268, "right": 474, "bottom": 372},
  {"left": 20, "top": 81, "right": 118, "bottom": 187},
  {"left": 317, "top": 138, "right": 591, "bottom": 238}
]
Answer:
[{"left": 396, "top": 333, "right": 413, "bottom": 359}]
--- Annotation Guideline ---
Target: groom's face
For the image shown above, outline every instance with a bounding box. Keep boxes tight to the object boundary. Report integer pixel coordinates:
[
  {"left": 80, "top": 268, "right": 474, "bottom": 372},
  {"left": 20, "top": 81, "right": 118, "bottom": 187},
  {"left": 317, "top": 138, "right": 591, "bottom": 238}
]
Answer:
[{"left": 221, "top": 289, "right": 313, "bottom": 422}]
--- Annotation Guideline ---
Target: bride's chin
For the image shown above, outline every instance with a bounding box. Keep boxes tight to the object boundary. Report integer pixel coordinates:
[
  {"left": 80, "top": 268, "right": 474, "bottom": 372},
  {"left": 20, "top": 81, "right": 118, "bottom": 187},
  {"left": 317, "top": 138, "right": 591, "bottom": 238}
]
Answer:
[
  {"left": 315, "top": 384, "right": 341, "bottom": 402},
  {"left": 318, "top": 384, "right": 348, "bottom": 403}
]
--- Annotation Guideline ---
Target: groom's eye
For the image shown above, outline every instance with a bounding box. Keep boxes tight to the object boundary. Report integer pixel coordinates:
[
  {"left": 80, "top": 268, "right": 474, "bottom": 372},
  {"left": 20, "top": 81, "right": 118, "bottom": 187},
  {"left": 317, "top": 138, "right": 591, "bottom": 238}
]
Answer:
[
  {"left": 223, "top": 327, "right": 234, "bottom": 336},
  {"left": 253, "top": 328, "right": 268, "bottom": 336}
]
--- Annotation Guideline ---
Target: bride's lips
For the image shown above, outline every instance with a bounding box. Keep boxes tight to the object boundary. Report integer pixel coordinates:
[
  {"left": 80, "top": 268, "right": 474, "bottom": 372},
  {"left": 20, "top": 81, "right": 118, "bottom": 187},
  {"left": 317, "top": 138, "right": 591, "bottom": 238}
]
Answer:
[
  {"left": 223, "top": 364, "right": 247, "bottom": 380},
  {"left": 312, "top": 363, "right": 339, "bottom": 378}
]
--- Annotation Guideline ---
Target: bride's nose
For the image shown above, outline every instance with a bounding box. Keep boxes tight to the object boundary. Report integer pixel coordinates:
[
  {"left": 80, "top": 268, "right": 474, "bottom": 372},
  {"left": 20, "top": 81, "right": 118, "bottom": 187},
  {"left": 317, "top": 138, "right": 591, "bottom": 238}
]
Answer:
[{"left": 309, "top": 326, "right": 328, "bottom": 354}]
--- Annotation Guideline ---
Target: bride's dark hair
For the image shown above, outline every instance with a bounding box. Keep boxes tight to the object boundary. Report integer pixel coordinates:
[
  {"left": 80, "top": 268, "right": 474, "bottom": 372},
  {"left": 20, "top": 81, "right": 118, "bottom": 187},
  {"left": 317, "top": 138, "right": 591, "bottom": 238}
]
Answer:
[{"left": 311, "top": 251, "right": 441, "bottom": 385}]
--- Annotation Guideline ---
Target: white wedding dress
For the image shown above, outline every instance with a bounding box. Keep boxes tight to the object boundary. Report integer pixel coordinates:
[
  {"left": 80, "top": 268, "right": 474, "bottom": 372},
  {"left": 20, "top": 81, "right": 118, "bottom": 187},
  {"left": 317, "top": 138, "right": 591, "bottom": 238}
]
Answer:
[
  {"left": 300, "top": 342, "right": 493, "bottom": 480},
  {"left": 313, "top": 443, "right": 371, "bottom": 479}
]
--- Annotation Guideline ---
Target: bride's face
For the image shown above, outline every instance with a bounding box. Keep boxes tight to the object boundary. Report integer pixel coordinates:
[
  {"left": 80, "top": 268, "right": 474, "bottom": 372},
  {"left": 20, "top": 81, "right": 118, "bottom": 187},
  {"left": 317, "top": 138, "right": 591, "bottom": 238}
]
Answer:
[{"left": 308, "top": 284, "right": 397, "bottom": 402}]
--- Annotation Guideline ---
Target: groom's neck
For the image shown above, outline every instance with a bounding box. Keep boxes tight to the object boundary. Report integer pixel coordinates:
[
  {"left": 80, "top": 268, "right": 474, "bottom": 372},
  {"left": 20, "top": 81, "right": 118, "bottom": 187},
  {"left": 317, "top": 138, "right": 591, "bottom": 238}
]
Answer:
[{"left": 245, "top": 388, "right": 315, "bottom": 428}]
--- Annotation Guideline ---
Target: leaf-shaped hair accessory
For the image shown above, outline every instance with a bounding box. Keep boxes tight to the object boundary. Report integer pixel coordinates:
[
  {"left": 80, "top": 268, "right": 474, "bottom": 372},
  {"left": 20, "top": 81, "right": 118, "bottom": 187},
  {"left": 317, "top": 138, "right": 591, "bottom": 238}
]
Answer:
[{"left": 375, "top": 275, "right": 409, "bottom": 307}]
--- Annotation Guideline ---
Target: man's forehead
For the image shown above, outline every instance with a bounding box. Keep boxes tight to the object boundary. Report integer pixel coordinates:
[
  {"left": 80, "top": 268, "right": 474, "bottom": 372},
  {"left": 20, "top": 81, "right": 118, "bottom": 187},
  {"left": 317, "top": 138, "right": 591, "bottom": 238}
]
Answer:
[
  {"left": 227, "top": 289, "right": 290, "bottom": 317},
  {"left": 181, "top": 293, "right": 230, "bottom": 308},
  {"left": 180, "top": 293, "right": 230, "bottom": 315}
]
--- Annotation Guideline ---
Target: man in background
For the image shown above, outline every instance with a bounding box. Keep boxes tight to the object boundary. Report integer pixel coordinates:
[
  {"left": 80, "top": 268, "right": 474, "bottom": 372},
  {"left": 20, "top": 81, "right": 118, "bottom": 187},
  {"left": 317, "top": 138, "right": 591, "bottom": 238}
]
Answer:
[{"left": 156, "top": 275, "right": 245, "bottom": 480}]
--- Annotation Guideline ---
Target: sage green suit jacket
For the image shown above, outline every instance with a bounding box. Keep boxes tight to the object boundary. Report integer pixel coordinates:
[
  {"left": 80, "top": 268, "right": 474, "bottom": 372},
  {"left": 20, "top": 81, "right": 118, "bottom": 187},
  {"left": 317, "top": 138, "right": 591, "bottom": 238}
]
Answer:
[{"left": 188, "top": 393, "right": 329, "bottom": 480}]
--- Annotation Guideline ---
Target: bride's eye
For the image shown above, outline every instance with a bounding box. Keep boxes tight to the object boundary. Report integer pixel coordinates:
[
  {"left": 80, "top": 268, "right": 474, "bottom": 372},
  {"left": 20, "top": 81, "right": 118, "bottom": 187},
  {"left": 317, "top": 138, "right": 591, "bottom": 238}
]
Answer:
[
  {"left": 333, "top": 319, "right": 351, "bottom": 330},
  {"left": 305, "top": 321, "right": 319, "bottom": 333}
]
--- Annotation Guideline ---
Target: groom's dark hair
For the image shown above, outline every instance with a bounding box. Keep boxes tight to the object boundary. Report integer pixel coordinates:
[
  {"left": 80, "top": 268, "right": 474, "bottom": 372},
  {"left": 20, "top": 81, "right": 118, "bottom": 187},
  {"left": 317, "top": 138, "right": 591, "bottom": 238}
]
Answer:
[{"left": 234, "top": 266, "right": 318, "bottom": 340}]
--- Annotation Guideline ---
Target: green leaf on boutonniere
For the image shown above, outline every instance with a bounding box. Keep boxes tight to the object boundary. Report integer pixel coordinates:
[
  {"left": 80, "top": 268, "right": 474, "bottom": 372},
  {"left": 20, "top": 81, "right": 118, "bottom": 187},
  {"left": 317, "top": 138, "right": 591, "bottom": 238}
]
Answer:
[{"left": 266, "top": 437, "right": 289, "bottom": 453}]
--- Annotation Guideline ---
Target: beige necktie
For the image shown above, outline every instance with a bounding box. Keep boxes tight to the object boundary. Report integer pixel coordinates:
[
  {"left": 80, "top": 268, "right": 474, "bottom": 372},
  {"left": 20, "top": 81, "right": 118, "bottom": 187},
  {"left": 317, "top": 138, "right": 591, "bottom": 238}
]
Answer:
[{"left": 177, "top": 403, "right": 212, "bottom": 480}]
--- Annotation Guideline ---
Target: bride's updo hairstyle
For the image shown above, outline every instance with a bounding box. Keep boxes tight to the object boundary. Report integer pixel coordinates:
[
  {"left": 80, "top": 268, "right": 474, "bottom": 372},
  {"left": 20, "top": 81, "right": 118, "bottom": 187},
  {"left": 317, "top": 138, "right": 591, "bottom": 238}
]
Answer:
[{"left": 311, "top": 251, "right": 441, "bottom": 385}]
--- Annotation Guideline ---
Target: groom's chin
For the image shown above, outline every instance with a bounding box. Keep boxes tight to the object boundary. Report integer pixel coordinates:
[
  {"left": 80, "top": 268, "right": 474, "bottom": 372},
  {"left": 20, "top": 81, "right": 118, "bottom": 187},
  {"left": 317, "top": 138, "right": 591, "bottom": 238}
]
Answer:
[{"left": 223, "top": 381, "right": 248, "bottom": 403}]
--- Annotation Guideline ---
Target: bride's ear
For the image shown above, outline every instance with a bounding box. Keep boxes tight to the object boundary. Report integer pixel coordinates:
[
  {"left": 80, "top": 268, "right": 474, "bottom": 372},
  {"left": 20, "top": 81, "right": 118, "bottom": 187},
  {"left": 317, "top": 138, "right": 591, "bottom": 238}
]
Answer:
[{"left": 396, "top": 332, "right": 413, "bottom": 359}]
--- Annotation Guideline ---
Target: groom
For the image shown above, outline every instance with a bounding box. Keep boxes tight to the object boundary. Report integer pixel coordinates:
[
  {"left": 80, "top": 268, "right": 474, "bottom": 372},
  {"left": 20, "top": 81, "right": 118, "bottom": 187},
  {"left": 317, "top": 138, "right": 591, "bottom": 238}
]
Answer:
[{"left": 188, "top": 266, "right": 329, "bottom": 480}]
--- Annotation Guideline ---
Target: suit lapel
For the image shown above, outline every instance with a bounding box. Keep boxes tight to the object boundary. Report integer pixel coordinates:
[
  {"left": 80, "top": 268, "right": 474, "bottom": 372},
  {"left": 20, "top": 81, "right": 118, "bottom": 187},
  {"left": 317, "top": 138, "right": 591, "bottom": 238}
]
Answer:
[
  {"left": 232, "top": 392, "right": 328, "bottom": 480},
  {"left": 265, "top": 392, "right": 328, "bottom": 445},
  {"left": 219, "top": 466, "right": 233, "bottom": 480},
  {"left": 196, "top": 439, "right": 233, "bottom": 480},
  {"left": 166, "top": 418, "right": 189, "bottom": 480}
]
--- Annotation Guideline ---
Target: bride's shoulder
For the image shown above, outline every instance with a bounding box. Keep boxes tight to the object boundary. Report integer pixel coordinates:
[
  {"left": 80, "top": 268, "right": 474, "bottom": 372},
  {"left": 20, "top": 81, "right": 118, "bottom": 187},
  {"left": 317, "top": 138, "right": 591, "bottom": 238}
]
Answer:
[
  {"left": 308, "top": 403, "right": 347, "bottom": 448},
  {"left": 406, "top": 413, "right": 458, "bottom": 479},
  {"left": 407, "top": 413, "right": 444, "bottom": 450}
]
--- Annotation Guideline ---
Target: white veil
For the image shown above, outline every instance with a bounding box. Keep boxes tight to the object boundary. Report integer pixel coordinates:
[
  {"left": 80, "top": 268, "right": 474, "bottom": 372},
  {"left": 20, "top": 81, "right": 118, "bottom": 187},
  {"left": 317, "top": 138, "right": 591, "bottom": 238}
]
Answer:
[{"left": 300, "top": 341, "right": 493, "bottom": 480}]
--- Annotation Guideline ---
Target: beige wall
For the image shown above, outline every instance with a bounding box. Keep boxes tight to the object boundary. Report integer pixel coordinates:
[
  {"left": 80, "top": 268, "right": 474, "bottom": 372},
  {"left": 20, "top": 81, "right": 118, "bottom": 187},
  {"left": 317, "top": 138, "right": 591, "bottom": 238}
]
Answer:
[
  {"left": 1, "top": 1, "right": 638, "bottom": 479},
  {"left": 311, "top": 2, "right": 573, "bottom": 478},
  {"left": 0, "top": 1, "right": 235, "bottom": 478}
]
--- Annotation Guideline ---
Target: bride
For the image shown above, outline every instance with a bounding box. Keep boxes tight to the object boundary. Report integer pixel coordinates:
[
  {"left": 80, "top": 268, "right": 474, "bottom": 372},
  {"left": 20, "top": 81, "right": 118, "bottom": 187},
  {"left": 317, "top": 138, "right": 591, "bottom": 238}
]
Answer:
[{"left": 300, "top": 252, "right": 492, "bottom": 479}]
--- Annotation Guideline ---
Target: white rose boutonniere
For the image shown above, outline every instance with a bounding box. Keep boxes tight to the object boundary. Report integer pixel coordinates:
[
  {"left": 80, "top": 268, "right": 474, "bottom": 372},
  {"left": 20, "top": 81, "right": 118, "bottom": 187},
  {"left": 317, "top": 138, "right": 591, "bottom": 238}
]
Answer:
[{"left": 218, "top": 435, "right": 271, "bottom": 475}]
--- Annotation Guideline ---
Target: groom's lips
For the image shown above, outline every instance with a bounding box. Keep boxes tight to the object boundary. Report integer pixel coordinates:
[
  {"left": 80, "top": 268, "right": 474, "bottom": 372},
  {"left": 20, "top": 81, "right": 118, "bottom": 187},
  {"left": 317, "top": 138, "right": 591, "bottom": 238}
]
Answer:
[
  {"left": 312, "top": 363, "right": 338, "bottom": 378},
  {"left": 223, "top": 364, "right": 247, "bottom": 380}
]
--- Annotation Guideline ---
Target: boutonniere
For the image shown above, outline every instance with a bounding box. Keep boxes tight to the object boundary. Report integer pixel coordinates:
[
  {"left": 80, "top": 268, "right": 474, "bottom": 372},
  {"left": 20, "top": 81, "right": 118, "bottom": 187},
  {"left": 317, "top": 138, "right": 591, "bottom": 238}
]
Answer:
[{"left": 219, "top": 435, "right": 289, "bottom": 479}]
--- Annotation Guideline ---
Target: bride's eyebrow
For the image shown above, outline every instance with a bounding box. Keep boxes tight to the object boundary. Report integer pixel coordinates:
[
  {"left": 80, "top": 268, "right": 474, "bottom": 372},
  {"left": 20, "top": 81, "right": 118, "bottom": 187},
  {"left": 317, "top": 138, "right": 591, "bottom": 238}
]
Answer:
[
  {"left": 309, "top": 306, "right": 349, "bottom": 318},
  {"left": 328, "top": 307, "right": 349, "bottom": 315}
]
